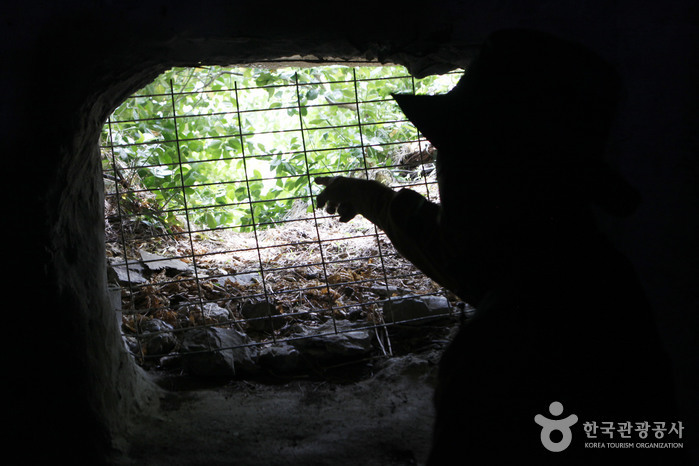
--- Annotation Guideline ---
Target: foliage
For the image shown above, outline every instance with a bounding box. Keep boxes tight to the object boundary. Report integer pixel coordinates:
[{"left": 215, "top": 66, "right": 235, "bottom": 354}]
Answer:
[{"left": 101, "top": 65, "right": 461, "bottom": 233}]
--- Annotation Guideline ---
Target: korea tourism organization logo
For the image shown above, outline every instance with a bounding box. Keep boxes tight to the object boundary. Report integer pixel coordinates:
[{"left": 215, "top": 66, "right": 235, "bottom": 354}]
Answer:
[
  {"left": 534, "top": 401, "right": 578, "bottom": 452},
  {"left": 534, "top": 401, "right": 685, "bottom": 452}
]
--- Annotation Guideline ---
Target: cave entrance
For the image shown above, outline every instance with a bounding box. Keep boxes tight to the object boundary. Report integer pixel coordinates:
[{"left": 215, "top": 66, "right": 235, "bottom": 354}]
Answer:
[{"left": 102, "top": 63, "right": 466, "bottom": 383}]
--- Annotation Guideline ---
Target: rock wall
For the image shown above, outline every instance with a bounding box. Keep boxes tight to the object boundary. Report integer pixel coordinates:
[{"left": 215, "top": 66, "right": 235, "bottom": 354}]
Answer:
[{"left": 2, "top": 0, "right": 696, "bottom": 463}]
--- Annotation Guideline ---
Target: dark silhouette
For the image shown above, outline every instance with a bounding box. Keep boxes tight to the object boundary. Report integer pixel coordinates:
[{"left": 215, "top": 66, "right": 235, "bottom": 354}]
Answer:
[{"left": 316, "top": 29, "right": 685, "bottom": 464}]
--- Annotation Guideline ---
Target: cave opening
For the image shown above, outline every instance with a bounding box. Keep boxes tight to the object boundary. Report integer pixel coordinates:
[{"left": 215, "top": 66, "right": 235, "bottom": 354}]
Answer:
[
  {"left": 98, "top": 62, "right": 469, "bottom": 466},
  {"left": 102, "top": 63, "right": 467, "bottom": 384}
]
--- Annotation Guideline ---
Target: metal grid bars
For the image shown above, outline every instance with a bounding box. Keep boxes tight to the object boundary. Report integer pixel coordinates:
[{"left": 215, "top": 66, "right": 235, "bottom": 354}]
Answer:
[{"left": 102, "top": 65, "right": 463, "bottom": 373}]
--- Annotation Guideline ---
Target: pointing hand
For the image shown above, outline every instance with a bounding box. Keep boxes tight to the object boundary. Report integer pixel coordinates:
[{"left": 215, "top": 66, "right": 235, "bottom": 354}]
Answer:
[{"left": 315, "top": 176, "right": 394, "bottom": 224}]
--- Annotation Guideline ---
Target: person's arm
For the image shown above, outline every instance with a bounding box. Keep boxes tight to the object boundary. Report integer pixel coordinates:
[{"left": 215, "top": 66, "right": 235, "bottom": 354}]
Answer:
[{"left": 315, "top": 176, "right": 462, "bottom": 293}]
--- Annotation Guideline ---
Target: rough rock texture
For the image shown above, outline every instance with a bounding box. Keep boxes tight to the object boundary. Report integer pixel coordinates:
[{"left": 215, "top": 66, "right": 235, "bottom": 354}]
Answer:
[
  {"left": 2, "top": 1, "right": 697, "bottom": 464},
  {"left": 118, "top": 353, "right": 441, "bottom": 466},
  {"left": 383, "top": 296, "right": 452, "bottom": 324},
  {"left": 180, "top": 327, "right": 257, "bottom": 376}
]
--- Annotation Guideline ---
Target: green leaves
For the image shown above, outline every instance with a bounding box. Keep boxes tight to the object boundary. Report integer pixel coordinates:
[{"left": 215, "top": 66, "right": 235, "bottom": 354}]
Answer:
[{"left": 102, "top": 65, "right": 462, "bottom": 233}]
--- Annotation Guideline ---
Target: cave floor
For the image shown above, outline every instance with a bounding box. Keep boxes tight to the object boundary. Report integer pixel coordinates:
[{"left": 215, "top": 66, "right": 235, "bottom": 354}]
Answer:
[{"left": 111, "top": 351, "right": 440, "bottom": 466}]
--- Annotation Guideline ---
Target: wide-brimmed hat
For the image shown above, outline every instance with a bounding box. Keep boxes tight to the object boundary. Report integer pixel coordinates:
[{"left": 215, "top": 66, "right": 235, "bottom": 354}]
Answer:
[{"left": 393, "top": 28, "right": 640, "bottom": 217}]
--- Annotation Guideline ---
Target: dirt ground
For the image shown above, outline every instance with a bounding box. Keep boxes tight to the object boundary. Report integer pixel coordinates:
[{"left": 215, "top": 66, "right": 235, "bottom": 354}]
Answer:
[{"left": 112, "top": 349, "right": 442, "bottom": 466}]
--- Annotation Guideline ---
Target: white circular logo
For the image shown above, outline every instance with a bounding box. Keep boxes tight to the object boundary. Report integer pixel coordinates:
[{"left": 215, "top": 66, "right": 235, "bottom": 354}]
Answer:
[{"left": 534, "top": 401, "right": 578, "bottom": 452}]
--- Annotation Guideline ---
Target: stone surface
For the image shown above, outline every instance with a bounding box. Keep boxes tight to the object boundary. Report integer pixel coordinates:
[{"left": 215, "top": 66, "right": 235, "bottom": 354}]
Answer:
[
  {"left": 217, "top": 272, "right": 260, "bottom": 286},
  {"left": 240, "top": 299, "right": 285, "bottom": 332},
  {"left": 256, "top": 343, "right": 301, "bottom": 374},
  {"left": 368, "top": 284, "right": 410, "bottom": 298},
  {"left": 202, "top": 302, "right": 230, "bottom": 324},
  {"left": 290, "top": 320, "right": 375, "bottom": 363},
  {"left": 180, "top": 327, "right": 257, "bottom": 377},
  {"left": 383, "top": 295, "right": 452, "bottom": 324},
  {"left": 109, "top": 261, "right": 147, "bottom": 285},
  {"left": 108, "top": 286, "right": 122, "bottom": 310},
  {"left": 120, "top": 355, "right": 439, "bottom": 466},
  {"left": 139, "top": 318, "right": 178, "bottom": 357},
  {"left": 139, "top": 249, "right": 191, "bottom": 273}
]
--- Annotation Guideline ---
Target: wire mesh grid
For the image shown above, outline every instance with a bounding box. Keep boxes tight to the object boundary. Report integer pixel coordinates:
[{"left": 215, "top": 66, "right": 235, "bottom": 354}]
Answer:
[{"left": 102, "top": 65, "right": 464, "bottom": 374}]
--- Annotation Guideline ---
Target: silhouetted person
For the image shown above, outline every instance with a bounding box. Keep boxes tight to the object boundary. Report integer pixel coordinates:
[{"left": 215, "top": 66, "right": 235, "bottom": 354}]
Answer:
[{"left": 316, "top": 29, "right": 684, "bottom": 465}]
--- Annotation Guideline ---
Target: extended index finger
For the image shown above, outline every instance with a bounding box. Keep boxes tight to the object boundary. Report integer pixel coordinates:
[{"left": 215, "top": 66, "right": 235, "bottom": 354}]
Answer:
[{"left": 314, "top": 176, "right": 335, "bottom": 186}]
